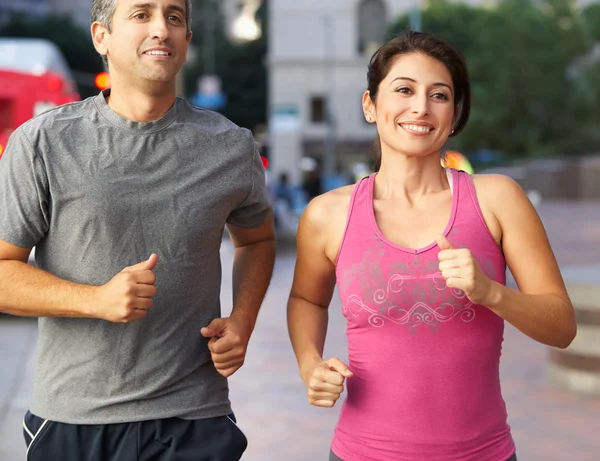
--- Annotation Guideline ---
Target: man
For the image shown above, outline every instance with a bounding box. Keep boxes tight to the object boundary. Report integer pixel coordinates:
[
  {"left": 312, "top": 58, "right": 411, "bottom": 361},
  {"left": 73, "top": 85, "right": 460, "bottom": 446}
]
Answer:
[{"left": 0, "top": 0, "right": 275, "bottom": 459}]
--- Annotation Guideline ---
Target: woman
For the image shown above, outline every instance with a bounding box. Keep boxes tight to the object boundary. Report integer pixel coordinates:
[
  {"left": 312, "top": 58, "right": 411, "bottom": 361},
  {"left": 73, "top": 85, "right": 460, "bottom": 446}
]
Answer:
[{"left": 286, "top": 30, "right": 576, "bottom": 461}]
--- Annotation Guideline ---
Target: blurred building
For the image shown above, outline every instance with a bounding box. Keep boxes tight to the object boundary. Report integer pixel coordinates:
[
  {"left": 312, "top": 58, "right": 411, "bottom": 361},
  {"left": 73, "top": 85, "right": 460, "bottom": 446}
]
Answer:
[
  {"left": 268, "top": 0, "right": 392, "bottom": 184},
  {"left": 0, "top": 0, "right": 90, "bottom": 29},
  {"left": 0, "top": 0, "right": 49, "bottom": 23},
  {"left": 48, "top": 0, "right": 90, "bottom": 29}
]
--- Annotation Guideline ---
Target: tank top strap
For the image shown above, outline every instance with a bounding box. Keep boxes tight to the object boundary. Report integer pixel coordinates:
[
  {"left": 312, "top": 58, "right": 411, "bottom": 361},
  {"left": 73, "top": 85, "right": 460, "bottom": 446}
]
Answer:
[
  {"left": 455, "top": 169, "right": 486, "bottom": 228},
  {"left": 335, "top": 174, "right": 373, "bottom": 266},
  {"left": 452, "top": 169, "right": 502, "bottom": 253},
  {"left": 353, "top": 173, "right": 375, "bottom": 212}
]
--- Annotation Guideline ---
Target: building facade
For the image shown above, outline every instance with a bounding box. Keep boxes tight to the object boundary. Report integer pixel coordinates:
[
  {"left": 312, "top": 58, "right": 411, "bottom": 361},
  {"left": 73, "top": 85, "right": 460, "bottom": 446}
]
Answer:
[
  {"left": 268, "top": 0, "right": 404, "bottom": 184},
  {"left": 0, "top": 0, "right": 90, "bottom": 29},
  {"left": 0, "top": 0, "right": 49, "bottom": 24}
]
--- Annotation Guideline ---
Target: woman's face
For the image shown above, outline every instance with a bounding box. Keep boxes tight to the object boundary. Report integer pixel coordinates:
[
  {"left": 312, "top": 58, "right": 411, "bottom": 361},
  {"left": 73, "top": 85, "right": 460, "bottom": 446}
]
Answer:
[{"left": 364, "top": 52, "right": 458, "bottom": 159}]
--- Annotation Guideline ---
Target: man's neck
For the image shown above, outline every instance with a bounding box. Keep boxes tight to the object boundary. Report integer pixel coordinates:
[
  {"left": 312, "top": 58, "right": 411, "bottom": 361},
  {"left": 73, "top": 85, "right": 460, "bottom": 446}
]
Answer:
[{"left": 105, "top": 84, "right": 177, "bottom": 123}]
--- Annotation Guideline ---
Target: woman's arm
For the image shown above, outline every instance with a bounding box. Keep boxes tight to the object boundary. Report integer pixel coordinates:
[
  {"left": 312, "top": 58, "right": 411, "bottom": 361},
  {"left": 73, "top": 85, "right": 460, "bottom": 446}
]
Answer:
[
  {"left": 475, "top": 174, "right": 577, "bottom": 348},
  {"left": 287, "top": 196, "right": 337, "bottom": 378},
  {"left": 287, "top": 193, "right": 353, "bottom": 407}
]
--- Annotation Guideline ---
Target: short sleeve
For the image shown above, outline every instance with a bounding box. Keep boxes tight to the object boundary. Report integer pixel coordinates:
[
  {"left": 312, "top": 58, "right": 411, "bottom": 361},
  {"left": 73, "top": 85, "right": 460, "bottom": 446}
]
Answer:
[
  {"left": 226, "top": 140, "right": 271, "bottom": 228},
  {"left": 0, "top": 128, "right": 49, "bottom": 248}
]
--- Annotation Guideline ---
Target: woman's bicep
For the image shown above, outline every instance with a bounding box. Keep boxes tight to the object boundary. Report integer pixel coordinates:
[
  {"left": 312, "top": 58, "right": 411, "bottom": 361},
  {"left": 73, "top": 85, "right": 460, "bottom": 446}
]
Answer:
[
  {"left": 289, "top": 202, "right": 337, "bottom": 309},
  {"left": 495, "top": 177, "right": 568, "bottom": 300}
]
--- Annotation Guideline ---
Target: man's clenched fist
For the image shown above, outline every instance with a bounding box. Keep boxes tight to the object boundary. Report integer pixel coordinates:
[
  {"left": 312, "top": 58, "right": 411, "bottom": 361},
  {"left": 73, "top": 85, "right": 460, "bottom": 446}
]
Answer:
[{"left": 92, "top": 254, "right": 158, "bottom": 323}]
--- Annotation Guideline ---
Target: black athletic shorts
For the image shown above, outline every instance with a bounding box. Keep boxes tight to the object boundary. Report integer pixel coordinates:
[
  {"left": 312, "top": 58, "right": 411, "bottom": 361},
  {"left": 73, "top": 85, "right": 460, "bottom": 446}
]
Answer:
[{"left": 23, "top": 409, "right": 247, "bottom": 461}]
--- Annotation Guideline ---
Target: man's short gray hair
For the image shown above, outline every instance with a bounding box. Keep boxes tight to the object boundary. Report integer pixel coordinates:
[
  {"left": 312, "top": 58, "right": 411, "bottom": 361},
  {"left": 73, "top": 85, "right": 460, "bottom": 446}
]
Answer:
[{"left": 91, "top": 0, "right": 193, "bottom": 66}]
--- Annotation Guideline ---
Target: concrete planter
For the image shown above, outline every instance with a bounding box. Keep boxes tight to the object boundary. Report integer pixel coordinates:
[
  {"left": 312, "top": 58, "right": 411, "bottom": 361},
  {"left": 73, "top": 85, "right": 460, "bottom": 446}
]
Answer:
[{"left": 548, "top": 281, "right": 600, "bottom": 396}]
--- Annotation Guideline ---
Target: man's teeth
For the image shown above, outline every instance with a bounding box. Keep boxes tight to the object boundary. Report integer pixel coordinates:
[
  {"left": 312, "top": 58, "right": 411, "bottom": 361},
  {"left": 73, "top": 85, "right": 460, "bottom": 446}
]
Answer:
[
  {"left": 145, "top": 51, "right": 169, "bottom": 55},
  {"left": 402, "top": 124, "right": 431, "bottom": 133}
]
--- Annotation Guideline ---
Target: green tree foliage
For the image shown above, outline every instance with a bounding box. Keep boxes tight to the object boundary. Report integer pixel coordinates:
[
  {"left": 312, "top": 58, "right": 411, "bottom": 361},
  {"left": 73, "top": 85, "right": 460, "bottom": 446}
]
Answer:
[
  {"left": 0, "top": 14, "right": 105, "bottom": 98},
  {"left": 582, "top": 2, "right": 600, "bottom": 41},
  {"left": 389, "top": 0, "right": 596, "bottom": 159},
  {"left": 184, "top": 0, "right": 267, "bottom": 132}
]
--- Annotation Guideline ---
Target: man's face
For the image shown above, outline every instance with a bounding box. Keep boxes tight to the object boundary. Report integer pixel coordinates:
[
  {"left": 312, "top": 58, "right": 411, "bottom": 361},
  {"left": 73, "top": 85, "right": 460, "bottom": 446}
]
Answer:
[{"left": 95, "top": 0, "right": 191, "bottom": 86}]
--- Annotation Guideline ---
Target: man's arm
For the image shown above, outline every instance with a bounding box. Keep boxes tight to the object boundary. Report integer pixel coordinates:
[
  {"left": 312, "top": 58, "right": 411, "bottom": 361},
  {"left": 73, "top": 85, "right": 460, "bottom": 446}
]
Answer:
[
  {"left": 227, "top": 211, "right": 276, "bottom": 332},
  {"left": 200, "top": 212, "right": 276, "bottom": 378},
  {"left": 0, "top": 239, "right": 158, "bottom": 322},
  {"left": 0, "top": 240, "right": 94, "bottom": 317},
  {"left": 198, "top": 131, "right": 276, "bottom": 377},
  {"left": 0, "top": 127, "right": 158, "bottom": 322}
]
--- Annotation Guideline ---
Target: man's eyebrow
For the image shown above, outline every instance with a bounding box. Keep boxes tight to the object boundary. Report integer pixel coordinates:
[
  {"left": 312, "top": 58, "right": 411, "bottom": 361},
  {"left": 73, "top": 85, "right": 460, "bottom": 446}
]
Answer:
[
  {"left": 131, "top": 3, "right": 155, "bottom": 11},
  {"left": 130, "top": 3, "right": 185, "bottom": 15},
  {"left": 166, "top": 4, "right": 185, "bottom": 15}
]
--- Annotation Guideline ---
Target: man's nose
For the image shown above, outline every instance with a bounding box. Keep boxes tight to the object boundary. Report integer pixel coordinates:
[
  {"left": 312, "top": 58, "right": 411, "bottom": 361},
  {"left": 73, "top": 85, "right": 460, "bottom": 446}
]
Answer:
[{"left": 150, "top": 17, "right": 170, "bottom": 41}]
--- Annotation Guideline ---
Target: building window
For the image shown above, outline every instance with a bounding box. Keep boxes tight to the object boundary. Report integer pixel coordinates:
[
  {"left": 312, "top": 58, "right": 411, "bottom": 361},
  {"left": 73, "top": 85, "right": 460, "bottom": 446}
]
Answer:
[
  {"left": 310, "top": 96, "right": 326, "bottom": 123},
  {"left": 357, "top": 0, "right": 386, "bottom": 55}
]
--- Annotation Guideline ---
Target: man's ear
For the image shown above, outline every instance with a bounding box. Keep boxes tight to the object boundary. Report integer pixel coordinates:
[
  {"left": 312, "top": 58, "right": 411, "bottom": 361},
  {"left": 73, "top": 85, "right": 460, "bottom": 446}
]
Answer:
[{"left": 91, "top": 22, "right": 110, "bottom": 58}]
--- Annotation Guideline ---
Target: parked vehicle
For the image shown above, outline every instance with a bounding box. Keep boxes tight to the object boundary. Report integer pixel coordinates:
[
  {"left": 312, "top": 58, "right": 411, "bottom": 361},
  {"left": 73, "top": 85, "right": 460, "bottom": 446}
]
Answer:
[{"left": 0, "top": 38, "right": 80, "bottom": 159}]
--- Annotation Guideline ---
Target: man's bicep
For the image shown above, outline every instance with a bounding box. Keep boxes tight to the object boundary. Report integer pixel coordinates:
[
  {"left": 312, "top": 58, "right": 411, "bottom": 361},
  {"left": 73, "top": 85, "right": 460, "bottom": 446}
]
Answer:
[
  {"left": 0, "top": 240, "right": 32, "bottom": 263},
  {"left": 226, "top": 199, "right": 271, "bottom": 229},
  {"left": 227, "top": 210, "right": 275, "bottom": 247}
]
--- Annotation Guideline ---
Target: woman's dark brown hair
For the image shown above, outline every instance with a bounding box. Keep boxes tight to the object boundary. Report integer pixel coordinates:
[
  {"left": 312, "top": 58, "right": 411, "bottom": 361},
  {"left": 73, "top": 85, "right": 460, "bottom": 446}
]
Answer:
[{"left": 368, "top": 30, "right": 471, "bottom": 170}]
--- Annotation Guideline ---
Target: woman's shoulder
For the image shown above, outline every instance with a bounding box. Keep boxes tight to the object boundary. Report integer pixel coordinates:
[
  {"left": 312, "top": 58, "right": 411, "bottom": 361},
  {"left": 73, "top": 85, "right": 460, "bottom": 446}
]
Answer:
[
  {"left": 303, "top": 183, "right": 355, "bottom": 221},
  {"left": 471, "top": 173, "right": 527, "bottom": 209},
  {"left": 471, "top": 172, "right": 534, "bottom": 239},
  {"left": 299, "top": 183, "right": 358, "bottom": 262},
  {"left": 472, "top": 172, "right": 521, "bottom": 189}
]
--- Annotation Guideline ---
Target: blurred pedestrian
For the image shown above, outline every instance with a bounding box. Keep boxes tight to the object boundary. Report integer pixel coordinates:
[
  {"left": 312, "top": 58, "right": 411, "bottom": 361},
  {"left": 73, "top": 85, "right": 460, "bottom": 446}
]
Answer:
[
  {"left": 303, "top": 168, "right": 323, "bottom": 201},
  {"left": 275, "top": 171, "right": 294, "bottom": 208},
  {"left": 287, "top": 30, "right": 576, "bottom": 461},
  {"left": 0, "top": 0, "right": 275, "bottom": 460}
]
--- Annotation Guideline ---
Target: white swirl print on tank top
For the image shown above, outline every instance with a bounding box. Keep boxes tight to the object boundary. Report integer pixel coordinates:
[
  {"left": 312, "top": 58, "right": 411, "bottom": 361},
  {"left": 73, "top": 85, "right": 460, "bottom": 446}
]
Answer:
[{"left": 341, "top": 240, "right": 476, "bottom": 334}]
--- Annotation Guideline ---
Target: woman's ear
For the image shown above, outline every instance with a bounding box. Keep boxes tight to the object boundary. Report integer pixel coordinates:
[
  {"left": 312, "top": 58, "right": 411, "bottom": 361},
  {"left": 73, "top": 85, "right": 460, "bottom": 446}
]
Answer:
[{"left": 363, "top": 91, "right": 376, "bottom": 123}]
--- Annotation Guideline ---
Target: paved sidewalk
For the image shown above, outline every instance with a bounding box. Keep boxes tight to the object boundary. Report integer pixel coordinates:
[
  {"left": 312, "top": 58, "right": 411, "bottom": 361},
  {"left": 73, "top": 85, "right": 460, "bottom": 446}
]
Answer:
[{"left": 0, "top": 317, "right": 37, "bottom": 461}]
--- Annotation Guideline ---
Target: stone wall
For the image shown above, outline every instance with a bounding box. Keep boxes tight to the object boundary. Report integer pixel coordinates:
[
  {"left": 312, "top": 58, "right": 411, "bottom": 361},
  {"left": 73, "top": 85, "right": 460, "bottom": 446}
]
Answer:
[{"left": 494, "top": 155, "right": 600, "bottom": 201}]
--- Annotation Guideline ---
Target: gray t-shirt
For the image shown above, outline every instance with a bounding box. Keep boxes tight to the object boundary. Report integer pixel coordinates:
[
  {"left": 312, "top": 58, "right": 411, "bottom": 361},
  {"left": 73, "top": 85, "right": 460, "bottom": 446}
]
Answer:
[{"left": 0, "top": 91, "right": 271, "bottom": 424}]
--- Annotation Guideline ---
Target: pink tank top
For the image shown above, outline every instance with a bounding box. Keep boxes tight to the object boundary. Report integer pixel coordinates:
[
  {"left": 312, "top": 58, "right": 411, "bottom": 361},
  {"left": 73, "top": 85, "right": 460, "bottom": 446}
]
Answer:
[{"left": 332, "top": 169, "right": 515, "bottom": 461}]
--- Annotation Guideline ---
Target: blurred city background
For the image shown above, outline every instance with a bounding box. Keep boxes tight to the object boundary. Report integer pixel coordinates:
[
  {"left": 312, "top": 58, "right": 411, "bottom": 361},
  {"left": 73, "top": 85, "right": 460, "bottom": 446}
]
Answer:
[{"left": 1, "top": 0, "right": 600, "bottom": 460}]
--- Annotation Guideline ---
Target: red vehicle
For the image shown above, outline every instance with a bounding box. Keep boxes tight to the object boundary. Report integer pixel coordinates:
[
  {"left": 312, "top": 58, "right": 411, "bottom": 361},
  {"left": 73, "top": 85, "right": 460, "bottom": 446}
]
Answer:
[{"left": 0, "top": 38, "right": 80, "bottom": 160}]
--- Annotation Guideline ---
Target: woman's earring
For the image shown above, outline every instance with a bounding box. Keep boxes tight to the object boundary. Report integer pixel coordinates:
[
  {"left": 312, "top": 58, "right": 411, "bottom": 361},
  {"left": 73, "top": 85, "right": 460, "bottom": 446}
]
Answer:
[
  {"left": 451, "top": 129, "right": 455, "bottom": 134},
  {"left": 366, "top": 116, "right": 372, "bottom": 122}
]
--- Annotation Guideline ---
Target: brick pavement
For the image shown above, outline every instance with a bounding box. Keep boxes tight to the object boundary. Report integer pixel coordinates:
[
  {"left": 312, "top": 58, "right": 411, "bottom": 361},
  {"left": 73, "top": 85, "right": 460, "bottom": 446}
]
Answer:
[{"left": 535, "top": 201, "right": 600, "bottom": 267}]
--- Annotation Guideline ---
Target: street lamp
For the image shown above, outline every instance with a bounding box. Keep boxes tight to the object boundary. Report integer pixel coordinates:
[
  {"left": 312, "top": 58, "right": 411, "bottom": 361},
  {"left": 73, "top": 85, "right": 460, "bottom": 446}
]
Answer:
[
  {"left": 410, "top": 0, "right": 422, "bottom": 31},
  {"left": 231, "top": 0, "right": 262, "bottom": 42},
  {"left": 323, "top": 14, "right": 337, "bottom": 179}
]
